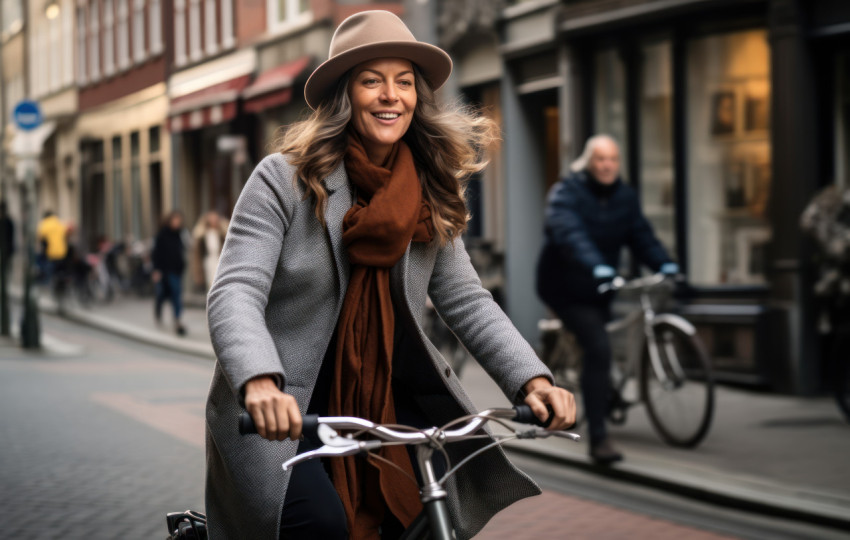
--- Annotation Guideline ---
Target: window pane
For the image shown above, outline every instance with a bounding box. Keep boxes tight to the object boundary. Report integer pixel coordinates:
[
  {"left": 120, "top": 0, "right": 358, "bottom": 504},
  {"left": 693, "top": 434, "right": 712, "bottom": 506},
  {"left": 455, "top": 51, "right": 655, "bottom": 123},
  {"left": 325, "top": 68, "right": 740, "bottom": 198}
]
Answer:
[
  {"left": 594, "top": 48, "right": 628, "bottom": 175},
  {"left": 149, "top": 125, "right": 160, "bottom": 153},
  {"left": 687, "top": 29, "right": 771, "bottom": 285},
  {"left": 640, "top": 40, "right": 675, "bottom": 256},
  {"left": 112, "top": 136, "right": 123, "bottom": 239},
  {"left": 130, "top": 131, "right": 140, "bottom": 157}
]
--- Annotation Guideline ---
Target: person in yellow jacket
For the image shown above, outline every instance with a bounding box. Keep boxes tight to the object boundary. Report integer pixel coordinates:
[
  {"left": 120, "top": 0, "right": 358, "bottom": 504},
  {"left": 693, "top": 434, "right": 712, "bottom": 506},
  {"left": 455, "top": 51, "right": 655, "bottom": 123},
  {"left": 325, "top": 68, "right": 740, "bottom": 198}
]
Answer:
[{"left": 36, "top": 211, "right": 68, "bottom": 283}]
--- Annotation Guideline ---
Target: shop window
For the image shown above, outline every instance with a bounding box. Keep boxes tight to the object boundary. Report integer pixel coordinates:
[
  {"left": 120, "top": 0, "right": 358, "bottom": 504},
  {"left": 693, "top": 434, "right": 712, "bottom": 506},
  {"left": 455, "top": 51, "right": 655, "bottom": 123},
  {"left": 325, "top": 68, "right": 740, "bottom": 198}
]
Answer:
[
  {"left": 111, "top": 136, "right": 124, "bottom": 240},
  {"left": 594, "top": 48, "right": 629, "bottom": 175},
  {"left": 686, "top": 29, "right": 771, "bottom": 286},
  {"left": 640, "top": 40, "right": 675, "bottom": 256},
  {"left": 130, "top": 131, "right": 142, "bottom": 240}
]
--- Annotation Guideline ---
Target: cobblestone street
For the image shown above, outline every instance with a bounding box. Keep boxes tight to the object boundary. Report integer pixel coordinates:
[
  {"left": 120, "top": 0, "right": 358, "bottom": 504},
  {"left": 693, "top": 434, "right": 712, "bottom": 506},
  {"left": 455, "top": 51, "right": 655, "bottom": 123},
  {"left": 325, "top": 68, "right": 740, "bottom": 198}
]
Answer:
[{"left": 0, "top": 317, "right": 208, "bottom": 539}]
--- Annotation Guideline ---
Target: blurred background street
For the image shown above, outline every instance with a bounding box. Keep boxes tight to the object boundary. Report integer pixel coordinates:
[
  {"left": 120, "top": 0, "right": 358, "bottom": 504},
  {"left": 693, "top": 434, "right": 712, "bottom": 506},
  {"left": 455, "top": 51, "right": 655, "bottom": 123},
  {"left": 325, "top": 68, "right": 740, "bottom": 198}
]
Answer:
[{"left": 2, "top": 0, "right": 850, "bottom": 538}]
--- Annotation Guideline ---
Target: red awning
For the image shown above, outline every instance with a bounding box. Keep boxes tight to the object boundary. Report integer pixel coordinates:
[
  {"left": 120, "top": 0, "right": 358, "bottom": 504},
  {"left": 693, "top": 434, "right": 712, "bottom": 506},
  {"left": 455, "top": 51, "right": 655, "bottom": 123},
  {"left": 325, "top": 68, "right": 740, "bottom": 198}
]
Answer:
[
  {"left": 169, "top": 74, "right": 252, "bottom": 132},
  {"left": 242, "top": 56, "right": 312, "bottom": 114}
]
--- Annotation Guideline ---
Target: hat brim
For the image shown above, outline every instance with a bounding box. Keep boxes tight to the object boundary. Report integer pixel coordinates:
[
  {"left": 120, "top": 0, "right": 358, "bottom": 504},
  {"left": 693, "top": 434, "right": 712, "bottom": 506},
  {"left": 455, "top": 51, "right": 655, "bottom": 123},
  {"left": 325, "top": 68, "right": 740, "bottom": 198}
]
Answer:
[{"left": 304, "top": 41, "right": 452, "bottom": 110}]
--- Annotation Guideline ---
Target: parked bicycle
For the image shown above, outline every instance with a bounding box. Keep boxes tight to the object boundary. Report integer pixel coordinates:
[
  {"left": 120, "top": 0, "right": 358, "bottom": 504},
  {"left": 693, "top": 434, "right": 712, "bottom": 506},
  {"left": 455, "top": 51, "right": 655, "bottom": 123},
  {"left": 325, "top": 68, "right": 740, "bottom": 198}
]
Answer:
[
  {"left": 538, "top": 273, "right": 715, "bottom": 448},
  {"left": 165, "top": 405, "right": 579, "bottom": 540}
]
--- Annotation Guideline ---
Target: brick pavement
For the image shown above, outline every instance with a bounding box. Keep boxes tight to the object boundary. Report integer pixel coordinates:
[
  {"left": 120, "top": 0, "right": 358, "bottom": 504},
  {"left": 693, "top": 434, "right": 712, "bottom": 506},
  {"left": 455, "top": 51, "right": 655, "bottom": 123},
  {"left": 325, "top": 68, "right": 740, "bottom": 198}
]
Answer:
[{"left": 479, "top": 490, "right": 735, "bottom": 540}]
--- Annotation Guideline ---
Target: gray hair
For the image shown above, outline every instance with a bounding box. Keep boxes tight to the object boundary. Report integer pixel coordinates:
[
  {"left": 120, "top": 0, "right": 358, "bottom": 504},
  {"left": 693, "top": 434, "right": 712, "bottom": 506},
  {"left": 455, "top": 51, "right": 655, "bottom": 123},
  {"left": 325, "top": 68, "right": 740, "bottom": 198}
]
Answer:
[{"left": 569, "top": 134, "right": 620, "bottom": 172}]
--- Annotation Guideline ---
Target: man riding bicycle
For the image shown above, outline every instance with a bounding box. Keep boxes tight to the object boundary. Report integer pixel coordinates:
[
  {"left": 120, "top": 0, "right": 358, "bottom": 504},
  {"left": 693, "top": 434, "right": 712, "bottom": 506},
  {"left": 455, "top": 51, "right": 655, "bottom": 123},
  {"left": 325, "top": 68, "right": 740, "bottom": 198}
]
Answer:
[{"left": 536, "top": 135, "right": 678, "bottom": 464}]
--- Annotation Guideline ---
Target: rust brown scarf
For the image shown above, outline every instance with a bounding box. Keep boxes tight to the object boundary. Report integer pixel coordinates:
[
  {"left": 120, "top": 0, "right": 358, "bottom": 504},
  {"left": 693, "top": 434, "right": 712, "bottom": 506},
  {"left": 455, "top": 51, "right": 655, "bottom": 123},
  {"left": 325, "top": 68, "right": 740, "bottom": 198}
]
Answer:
[{"left": 329, "top": 135, "right": 433, "bottom": 538}]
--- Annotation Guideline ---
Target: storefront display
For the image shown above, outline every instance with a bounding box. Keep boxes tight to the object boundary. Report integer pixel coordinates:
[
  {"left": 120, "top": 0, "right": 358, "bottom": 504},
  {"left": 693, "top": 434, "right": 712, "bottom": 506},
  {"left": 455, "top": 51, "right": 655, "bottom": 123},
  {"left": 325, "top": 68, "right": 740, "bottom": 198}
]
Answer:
[{"left": 686, "top": 29, "right": 772, "bottom": 285}]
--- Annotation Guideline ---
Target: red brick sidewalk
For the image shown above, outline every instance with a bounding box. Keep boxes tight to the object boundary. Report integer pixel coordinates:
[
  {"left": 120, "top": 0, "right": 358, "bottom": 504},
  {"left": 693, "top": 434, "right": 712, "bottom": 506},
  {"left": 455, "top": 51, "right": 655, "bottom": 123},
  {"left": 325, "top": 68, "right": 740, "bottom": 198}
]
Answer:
[{"left": 477, "top": 490, "right": 735, "bottom": 539}]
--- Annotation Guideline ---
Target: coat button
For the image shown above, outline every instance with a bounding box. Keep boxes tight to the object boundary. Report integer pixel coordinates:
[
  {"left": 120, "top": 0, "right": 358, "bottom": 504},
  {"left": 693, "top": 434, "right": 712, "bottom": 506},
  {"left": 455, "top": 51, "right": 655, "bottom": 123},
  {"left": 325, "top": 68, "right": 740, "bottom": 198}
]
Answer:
[{"left": 444, "top": 366, "right": 452, "bottom": 378}]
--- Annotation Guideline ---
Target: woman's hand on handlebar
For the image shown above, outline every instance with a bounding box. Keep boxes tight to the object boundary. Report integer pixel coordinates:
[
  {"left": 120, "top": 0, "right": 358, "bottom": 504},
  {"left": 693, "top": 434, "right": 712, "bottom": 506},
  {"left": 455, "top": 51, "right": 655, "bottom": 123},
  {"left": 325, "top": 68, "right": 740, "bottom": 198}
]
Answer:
[
  {"left": 522, "top": 377, "right": 576, "bottom": 430},
  {"left": 244, "top": 376, "right": 302, "bottom": 441}
]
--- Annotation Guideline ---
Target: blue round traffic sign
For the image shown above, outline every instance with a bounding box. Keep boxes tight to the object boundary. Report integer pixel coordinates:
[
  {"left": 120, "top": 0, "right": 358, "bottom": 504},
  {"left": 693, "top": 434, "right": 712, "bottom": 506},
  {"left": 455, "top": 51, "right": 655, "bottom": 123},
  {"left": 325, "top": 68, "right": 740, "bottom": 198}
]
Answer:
[{"left": 14, "top": 100, "right": 42, "bottom": 131}]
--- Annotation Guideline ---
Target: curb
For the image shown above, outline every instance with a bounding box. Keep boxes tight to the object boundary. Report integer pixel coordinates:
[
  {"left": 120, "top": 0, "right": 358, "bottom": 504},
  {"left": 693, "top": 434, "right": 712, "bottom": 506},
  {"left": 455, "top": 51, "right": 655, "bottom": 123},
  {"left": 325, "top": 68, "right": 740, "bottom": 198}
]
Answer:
[
  {"left": 63, "top": 306, "right": 216, "bottom": 360},
  {"left": 10, "top": 288, "right": 216, "bottom": 360},
  {"left": 503, "top": 441, "right": 850, "bottom": 532}
]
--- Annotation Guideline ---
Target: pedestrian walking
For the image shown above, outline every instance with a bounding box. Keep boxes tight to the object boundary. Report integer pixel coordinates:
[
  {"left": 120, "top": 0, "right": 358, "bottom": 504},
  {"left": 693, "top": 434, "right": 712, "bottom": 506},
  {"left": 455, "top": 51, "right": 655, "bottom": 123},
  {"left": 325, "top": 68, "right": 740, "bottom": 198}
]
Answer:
[
  {"left": 536, "top": 134, "right": 678, "bottom": 464},
  {"left": 152, "top": 211, "right": 187, "bottom": 336},
  {"left": 190, "top": 210, "right": 227, "bottom": 291},
  {"left": 204, "top": 10, "right": 575, "bottom": 540},
  {"left": 36, "top": 210, "right": 69, "bottom": 286}
]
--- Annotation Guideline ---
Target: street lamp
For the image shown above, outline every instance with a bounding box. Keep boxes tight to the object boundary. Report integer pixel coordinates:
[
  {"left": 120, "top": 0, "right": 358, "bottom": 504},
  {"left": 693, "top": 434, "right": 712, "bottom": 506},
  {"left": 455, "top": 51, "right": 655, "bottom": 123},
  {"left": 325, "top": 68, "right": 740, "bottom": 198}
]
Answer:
[{"left": 45, "top": 1, "right": 60, "bottom": 20}]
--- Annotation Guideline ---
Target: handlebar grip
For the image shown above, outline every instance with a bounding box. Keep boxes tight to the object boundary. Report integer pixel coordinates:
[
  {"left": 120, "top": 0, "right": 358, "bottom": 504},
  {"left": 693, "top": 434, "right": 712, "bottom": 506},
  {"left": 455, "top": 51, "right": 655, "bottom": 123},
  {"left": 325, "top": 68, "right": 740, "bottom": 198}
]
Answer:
[
  {"left": 238, "top": 411, "right": 322, "bottom": 439},
  {"left": 512, "top": 404, "right": 554, "bottom": 428},
  {"left": 301, "top": 414, "right": 320, "bottom": 439},
  {"left": 239, "top": 411, "right": 257, "bottom": 435}
]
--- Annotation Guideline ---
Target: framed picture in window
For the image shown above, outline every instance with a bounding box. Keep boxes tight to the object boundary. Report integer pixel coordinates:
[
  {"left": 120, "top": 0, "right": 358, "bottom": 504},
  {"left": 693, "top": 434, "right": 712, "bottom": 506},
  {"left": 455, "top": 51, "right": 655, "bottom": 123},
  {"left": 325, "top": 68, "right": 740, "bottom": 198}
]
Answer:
[
  {"left": 745, "top": 95, "right": 769, "bottom": 133},
  {"left": 711, "top": 91, "right": 736, "bottom": 136}
]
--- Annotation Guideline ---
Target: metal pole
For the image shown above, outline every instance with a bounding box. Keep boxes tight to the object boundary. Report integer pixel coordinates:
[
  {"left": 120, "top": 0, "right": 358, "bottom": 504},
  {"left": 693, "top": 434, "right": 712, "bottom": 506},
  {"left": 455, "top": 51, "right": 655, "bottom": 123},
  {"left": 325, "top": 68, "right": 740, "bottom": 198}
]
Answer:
[
  {"left": 0, "top": 0, "right": 10, "bottom": 336},
  {"left": 20, "top": 158, "right": 39, "bottom": 348}
]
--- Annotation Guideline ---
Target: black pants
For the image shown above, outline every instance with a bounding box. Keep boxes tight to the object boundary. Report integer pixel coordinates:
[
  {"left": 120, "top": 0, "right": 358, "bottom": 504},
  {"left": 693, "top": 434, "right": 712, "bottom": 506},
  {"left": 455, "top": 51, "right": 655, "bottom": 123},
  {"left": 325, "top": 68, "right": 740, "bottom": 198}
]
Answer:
[{"left": 551, "top": 300, "right": 612, "bottom": 445}]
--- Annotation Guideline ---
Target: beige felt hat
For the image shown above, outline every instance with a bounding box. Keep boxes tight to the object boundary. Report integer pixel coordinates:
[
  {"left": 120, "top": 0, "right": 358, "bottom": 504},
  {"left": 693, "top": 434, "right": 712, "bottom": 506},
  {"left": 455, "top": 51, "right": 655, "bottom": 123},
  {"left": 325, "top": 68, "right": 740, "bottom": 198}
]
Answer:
[{"left": 304, "top": 10, "right": 452, "bottom": 110}]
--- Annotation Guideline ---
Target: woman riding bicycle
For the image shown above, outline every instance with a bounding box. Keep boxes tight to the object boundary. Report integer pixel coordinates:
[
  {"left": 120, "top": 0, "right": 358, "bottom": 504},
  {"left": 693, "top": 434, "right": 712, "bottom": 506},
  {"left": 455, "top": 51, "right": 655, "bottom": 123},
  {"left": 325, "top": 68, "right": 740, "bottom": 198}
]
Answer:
[
  {"left": 205, "top": 11, "right": 575, "bottom": 540},
  {"left": 536, "top": 135, "right": 677, "bottom": 464}
]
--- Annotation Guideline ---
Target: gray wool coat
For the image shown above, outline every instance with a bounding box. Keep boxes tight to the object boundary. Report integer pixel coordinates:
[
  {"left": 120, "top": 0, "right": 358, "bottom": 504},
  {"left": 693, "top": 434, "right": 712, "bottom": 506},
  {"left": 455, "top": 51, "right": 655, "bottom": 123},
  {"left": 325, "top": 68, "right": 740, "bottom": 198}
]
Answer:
[{"left": 205, "top": 153, "right": 554, "bottom": 540}]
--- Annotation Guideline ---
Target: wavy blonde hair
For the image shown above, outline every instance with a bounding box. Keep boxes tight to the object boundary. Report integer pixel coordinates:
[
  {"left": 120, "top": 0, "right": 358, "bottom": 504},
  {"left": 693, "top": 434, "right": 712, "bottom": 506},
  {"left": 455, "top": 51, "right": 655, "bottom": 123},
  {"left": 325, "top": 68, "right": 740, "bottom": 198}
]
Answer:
[{"left": 274, "top": 65, "right": 499, "bottom": 246}]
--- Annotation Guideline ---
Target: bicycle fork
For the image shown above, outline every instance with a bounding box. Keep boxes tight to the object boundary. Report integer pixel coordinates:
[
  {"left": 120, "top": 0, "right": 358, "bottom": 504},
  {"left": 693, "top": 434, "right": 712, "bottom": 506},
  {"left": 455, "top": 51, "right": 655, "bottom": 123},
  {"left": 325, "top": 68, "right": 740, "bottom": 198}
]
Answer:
[
  {"left": 641, "top": 292, "right": 686, "bottom": 389},
  {"left": 404, "top": 444, "right": 454, "bottom": 540}
]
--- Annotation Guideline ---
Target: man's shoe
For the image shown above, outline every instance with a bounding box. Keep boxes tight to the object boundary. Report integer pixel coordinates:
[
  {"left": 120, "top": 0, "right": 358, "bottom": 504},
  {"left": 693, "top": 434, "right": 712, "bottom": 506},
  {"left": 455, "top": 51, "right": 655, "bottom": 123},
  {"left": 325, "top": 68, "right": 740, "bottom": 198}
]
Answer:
[
  {"left": 590, "top": 438, "right": 623, "bottom": 465},
  {"left": 175, "top": 324, "right": 187, "bottom": 337}
]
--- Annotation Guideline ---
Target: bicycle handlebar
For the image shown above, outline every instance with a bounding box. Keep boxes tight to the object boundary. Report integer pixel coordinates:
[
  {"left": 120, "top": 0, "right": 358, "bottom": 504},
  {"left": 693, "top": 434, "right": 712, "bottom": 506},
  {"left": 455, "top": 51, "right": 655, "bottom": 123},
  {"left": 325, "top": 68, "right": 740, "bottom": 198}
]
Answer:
[
  {"left": 238, "top": 404, "right": 552, "bottom": 438},
  {"left": 597, "top": 272, "right": 679, "bottom": 294}
]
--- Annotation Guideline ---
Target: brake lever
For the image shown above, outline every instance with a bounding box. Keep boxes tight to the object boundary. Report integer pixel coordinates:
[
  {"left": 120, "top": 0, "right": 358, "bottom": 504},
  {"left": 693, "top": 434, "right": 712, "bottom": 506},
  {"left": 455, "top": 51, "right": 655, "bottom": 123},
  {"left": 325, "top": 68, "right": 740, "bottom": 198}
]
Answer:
[
  {"left": 282, "top": 440, "right": 383, "bottom": 471},
  {"left": 515, "top": 427, "right": 581, "bottom": 442}
]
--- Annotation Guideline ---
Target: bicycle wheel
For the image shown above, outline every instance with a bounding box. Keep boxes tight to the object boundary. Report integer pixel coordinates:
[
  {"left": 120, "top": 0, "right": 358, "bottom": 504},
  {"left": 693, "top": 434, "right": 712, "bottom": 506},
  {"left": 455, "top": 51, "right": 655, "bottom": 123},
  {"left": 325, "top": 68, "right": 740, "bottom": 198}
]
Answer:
[{"left": 640, "top": 322, "right": 714, "bottom": 448}]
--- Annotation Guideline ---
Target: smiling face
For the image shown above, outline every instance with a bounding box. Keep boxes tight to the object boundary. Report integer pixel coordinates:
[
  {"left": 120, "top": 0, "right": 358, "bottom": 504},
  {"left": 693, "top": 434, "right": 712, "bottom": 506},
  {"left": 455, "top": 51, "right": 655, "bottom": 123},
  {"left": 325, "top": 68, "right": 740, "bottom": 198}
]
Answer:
[{"left": 348, "top": 58, "right": 417, "bottom": 165}]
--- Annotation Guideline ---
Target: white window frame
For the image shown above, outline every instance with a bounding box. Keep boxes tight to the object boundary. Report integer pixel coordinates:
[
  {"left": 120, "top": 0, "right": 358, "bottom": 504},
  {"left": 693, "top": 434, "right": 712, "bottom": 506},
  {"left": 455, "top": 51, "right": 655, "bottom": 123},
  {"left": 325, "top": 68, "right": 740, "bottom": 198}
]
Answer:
[
  {"left": 188, "top": 0, "right": 202, "bottom": 62},
  {"left": 204, "top": 0, "right": 217, "bottom": 56},
  {"left": 174, "top": 0, "right": 187, "bottom": 66},
  {"left": 103, "top": 0, "right": 116, "bottom": 76},
  {"left": 267, "top": 0, "right": 312, "bottom": 35},
  {"left": 220, "top": 0, "right": 234, "bottom": 49},
  {"left": 117, "top": 0, "right": 130, "bottom": 69},
  {"left": 89, "top": 0, "right": 101, "bottom": 82},
  {"left": 149, "top": 0, "right": 162, "bottom": 54},
  {"left": 49, "top": 10, "right": 61, "bottom": 92},
  {"left": 132, "top": 0, "right": 146, "bottom": 64},
  {"left": 76, "top": 4, "right": 87, "bottom": 85},
  {"left": 62, "top": 0, "right": 74, "bottom": 87}
]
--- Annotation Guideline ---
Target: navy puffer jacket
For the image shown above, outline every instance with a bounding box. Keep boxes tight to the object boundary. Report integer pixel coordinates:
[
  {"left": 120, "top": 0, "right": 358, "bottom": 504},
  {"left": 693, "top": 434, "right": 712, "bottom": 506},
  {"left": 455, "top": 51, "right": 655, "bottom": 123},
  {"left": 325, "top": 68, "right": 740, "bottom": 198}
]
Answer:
[{"left": 536, "top": 170, "right": 671, "bottom": 305}]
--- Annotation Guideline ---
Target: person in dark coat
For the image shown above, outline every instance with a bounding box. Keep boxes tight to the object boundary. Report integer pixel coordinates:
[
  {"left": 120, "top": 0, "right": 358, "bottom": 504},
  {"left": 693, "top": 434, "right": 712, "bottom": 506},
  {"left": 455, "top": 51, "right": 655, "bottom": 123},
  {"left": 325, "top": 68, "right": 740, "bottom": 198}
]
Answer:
[
  {"left": 152, "top": 210, "right": 187, "bottom": 336},
  {"left": 0, "top": 201, "right": 14, "bottom": 278},
  {"left": 536, "top": 134, "right": 678, "bottom": 464}
]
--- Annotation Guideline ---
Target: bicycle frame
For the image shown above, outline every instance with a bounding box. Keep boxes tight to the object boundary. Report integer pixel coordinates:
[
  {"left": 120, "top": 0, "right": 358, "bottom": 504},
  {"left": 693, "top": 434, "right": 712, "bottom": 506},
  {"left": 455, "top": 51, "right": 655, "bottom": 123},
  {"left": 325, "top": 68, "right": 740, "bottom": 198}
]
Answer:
[{"left": 604, "top": 274, "right": 697, "bottom": 401}]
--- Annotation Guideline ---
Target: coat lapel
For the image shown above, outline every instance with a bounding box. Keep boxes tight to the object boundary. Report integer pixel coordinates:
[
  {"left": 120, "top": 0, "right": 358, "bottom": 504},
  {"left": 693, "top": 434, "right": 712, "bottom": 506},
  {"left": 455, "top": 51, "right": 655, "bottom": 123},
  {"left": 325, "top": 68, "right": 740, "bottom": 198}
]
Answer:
[{"left": 324, "top": 161, "right": 352, "bottom": 309}]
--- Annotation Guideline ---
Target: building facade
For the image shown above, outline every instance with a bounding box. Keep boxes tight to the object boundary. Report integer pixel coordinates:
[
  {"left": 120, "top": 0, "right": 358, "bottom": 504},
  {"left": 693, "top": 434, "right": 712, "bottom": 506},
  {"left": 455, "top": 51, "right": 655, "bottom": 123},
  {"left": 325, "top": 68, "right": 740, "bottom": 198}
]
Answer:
[
  {"left": 75, "top": 0, "right": 171, "bottom": 250},
  {"left": 441, "top": 0, "right": 850, "bottom": 395}
]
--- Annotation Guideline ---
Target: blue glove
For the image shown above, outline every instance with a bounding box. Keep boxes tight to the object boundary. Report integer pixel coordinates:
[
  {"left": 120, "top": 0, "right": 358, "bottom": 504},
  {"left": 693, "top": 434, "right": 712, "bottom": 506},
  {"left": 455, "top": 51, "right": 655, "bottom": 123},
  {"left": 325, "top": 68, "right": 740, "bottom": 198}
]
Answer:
[
  {"left": 660, "top": 262, "right": 679, "bottom": 276},
  {"left": 592, "top": 265, "right": 617, "bottom": 279}
]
